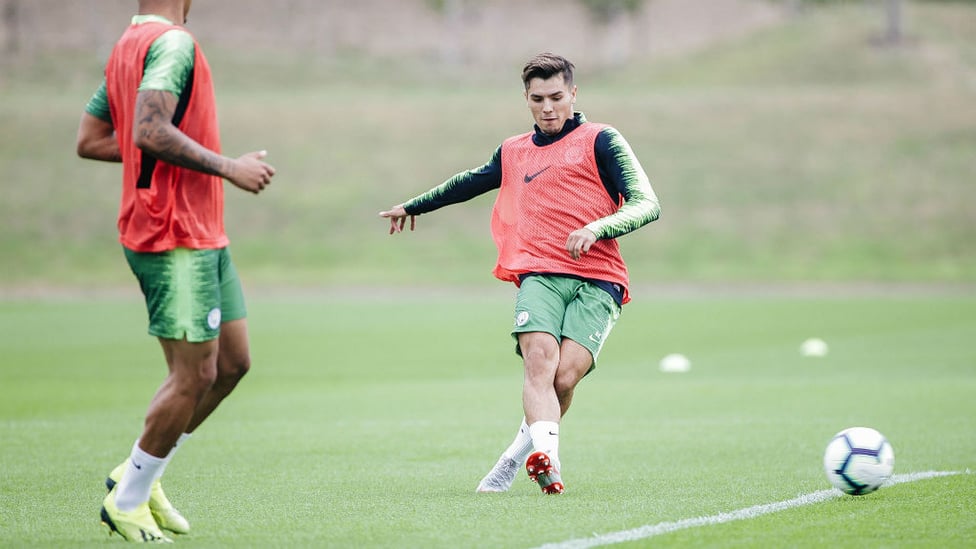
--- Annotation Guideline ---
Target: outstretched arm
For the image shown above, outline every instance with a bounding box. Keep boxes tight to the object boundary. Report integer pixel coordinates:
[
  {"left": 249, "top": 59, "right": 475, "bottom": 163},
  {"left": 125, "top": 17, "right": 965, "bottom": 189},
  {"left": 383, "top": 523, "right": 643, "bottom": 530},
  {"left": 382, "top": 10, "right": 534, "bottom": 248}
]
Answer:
[
  {"left": 378, "top": 204, "right": 415, "bottom": 234},
  {"left": 379, "top": 145, "right": 503, "bottom": 235}
]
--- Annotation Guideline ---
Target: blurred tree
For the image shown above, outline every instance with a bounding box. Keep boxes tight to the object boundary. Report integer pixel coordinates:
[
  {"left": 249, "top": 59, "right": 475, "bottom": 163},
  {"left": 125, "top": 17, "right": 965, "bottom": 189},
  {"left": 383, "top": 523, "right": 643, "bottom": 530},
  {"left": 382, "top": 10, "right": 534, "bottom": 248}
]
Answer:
[
  {"left": 578, "top": 0, "right": 648, "bottom": 66},
  {"left": 3, "top": 0, "right": 18, "bottom": 54},
  {"left": 425, "top": 0, "right": 470, "bottom": 65},
  {"left": 882, "top": 0, "right": 903, "bottom": 45},
  {"left": 786, "top": 0, "right": 906, "bottom": 46},
  {"left": 578, "top": 0, "right": 646, "bottom": 22}
]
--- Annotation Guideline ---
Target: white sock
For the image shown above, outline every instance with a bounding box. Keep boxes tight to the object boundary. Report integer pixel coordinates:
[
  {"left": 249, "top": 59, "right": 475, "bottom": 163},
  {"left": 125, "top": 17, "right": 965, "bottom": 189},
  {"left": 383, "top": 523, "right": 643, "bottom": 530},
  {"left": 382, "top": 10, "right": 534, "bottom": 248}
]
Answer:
[
  {"left": 528, "top": 420, "right": 560, "bottom": 470},
  {"left": 501, "top": 418, "right": 533, "bottom": 464},
  {"left": 155, "top": 433, "right": 191, "bottom": 482},
  {"left": 114, "top": 441, "right": 167, "bottom": 512}
]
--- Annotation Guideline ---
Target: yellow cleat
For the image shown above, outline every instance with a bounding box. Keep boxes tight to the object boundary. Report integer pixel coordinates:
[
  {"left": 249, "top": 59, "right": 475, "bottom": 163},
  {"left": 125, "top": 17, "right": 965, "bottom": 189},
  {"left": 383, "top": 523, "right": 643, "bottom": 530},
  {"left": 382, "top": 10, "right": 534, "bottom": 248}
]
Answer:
[
  {"left": 101, "top": 487, "right": 172, "bottom": 543},
  {"left": 107, "top": 460, "right": 190, "bottom": 535}
]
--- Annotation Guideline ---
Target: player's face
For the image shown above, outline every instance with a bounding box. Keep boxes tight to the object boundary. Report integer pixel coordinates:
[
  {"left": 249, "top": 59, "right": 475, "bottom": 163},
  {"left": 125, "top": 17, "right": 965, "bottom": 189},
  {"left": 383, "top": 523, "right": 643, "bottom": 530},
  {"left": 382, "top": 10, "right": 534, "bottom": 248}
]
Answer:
[{"left": 525, "top": 75, "right": 577, "bottom": 136}]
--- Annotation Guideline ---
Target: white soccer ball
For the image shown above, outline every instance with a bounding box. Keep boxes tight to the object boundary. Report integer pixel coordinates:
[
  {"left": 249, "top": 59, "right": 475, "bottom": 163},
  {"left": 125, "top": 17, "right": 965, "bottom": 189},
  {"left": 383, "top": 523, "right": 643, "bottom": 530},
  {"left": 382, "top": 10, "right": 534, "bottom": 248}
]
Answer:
[
  {"left": 659, "top": 353, "right": 691, "bottom": 373},
  {"left": 800, "top": 338, "right": 829, "bottom": 357},
  {"left": 823, "top": 427, "right": 895, "bottom": 495}
]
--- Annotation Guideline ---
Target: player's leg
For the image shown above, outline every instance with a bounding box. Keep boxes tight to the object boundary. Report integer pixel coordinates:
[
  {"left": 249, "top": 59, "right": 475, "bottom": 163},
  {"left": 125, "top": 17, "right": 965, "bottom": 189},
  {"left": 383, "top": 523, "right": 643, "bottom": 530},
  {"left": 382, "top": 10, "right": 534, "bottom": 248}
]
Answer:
[
  {"left": 513, "top": 276, "right": 578, "bottom": 493},
  {"left": 103, "top": 248, "right": 222, "bottom": 540},
  {"left": 481, "top": 340, "right": 593, "bottom": 493},
  {"left": 527, "top": 280, "right": 621, "bottom": 494},
  {"left": 476, "top": 418, "right": 531, "bottom": 492},
  {"left": 519, "top": 331, "right": 562, "bottom": 425},
  {"left": 104, "top": 336, "right": 217, "bottom": 541},
  {"left": 556, "top": 280, "right": 621, "bottom": 418},
  {"left": 185, "top": 318, "right": 250, "bottom": 432},
  {"left": 553, "top": 339, "right": 593, "bottom": 418},
  {"left": 519, "top": 331, "right": 566, "bottom": 494},
  {"left": 139, "top": 248, "right": 248, "bottom": 532},
  {"left": 185, "top": 248, "right": 251, "bottom": 433},
  {"left": 476, "top": 276, "right": 565, "bottom": 493}
]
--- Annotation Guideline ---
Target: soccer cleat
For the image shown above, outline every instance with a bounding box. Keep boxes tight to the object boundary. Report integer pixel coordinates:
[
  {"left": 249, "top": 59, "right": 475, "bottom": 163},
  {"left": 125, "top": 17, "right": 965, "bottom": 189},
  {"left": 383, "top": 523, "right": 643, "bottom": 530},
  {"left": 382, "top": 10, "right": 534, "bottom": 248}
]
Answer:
[
  {"left": 525, "top": 451, "right": 564, "bottom": 495},
  {"left": 100, "top": 487, "right": 173, "bottom": 543},
  {"left": 107, "top": 461, "right": 190, "bottom": 535},
  {"left": 476, "top": 456, "right": 521, "bottom": 493}
]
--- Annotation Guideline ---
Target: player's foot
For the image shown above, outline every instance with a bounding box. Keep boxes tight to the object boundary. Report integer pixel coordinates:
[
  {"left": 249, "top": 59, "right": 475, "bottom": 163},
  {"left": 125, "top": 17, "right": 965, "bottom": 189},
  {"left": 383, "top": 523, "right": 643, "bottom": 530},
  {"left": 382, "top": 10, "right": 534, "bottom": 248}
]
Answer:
[
  {"left": 525, "top": 451, "right": 564, "bottom": 494},
  {"left": 100, "top": 487, "right": 173, "bottom": 543},
  {"left": 107, "top": 461, "right": 190, "bottom": 535},
  {"left": 476, "top": 456, "right": 521, "bottom": 493}
]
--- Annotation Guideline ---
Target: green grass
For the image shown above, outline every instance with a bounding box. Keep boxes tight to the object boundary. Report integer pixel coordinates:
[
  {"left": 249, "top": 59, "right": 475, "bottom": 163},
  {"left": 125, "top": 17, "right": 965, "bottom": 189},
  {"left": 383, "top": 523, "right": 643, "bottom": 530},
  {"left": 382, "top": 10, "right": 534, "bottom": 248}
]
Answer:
[
  {"left": 1, "top": 294, "right": 973, "bottom": 547},
  {"left": 1, "top": 3, "right": 975, "bottom": 287}
]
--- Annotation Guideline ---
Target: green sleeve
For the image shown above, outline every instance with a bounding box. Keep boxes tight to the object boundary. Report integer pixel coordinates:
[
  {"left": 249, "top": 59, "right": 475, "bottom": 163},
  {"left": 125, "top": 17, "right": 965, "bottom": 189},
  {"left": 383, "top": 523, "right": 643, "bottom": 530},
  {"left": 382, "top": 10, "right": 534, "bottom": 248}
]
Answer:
[
  {"left": 84, "top": 80, "right": 111, "bottom": 123},
  {"left": 139, "top": 28, "right": 195, "bottom": 96},
  {"left": 82, "top": 29, "right": 194, "bottom": 123},
  {"left": 403, "top": 147, "right": 503, "bottom": 215},
  {"left": 586, "top": 128, "right": 661, "bottom": 240}
]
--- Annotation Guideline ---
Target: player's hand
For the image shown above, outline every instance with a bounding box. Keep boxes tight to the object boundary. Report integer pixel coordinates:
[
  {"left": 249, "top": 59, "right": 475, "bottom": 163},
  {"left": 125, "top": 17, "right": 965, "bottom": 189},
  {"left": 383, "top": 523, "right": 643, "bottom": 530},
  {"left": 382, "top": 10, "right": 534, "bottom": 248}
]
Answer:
[
  {"left": 378, "top": 205, "right": 415, "bottom": 235},
  {"left": 566, "top": 228, "right": 597, "bottom": 260},
  {"left": 228, "top": 150, "right": 275, "bottom": 194}
]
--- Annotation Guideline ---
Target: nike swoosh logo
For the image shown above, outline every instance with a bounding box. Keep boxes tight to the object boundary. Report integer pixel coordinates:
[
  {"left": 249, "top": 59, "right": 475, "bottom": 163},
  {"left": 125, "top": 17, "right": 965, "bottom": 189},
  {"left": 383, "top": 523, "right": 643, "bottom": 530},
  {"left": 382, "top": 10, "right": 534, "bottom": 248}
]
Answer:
[
  {"left": 132, "top": 461, "right": 142, "bottom": 470},
  {"left": 548, "top": 431, "right": 559, "bottom": 436},
  {"left": 523, "top": 166, "right": 552, "bottom": 183}
]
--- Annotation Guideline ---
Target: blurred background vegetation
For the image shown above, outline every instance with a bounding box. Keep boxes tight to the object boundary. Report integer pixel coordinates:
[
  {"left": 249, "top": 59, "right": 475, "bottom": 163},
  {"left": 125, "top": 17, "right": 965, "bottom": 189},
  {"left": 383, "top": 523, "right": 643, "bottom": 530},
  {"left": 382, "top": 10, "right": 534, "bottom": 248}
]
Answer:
[{"left": 0, "top": 0, "right": 973, "bottom": 292}]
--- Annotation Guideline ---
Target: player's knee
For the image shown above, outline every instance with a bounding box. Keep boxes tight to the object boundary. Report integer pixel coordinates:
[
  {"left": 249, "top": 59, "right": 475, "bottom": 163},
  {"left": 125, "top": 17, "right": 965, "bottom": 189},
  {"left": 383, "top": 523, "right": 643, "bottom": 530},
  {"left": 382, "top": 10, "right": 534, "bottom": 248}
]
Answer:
[
  {"left": 172, "top": 361, "right": 218, "bottom": 399},
  {"left": 553, "top": 371, "right": 578, "bottom": 398},
  {"left": 524, "top": 356, "right": 558, "bottom": 384},
  {"left": 229, "top": 354, "right": 251, "bottom": 382},
  {"left": 197, "top": 361, "right": 219, "bottom": 389},
  {"left": 218, "top": 353, "right": 251, "bottom": 386}
]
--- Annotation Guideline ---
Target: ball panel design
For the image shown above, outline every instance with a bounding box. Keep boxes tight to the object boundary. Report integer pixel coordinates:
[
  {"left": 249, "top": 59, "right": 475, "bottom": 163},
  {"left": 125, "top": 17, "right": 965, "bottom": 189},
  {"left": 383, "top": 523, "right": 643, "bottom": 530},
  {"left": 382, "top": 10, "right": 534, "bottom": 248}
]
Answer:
[{"left": 823, "top": 427, "right": 895, "bottom": 495}]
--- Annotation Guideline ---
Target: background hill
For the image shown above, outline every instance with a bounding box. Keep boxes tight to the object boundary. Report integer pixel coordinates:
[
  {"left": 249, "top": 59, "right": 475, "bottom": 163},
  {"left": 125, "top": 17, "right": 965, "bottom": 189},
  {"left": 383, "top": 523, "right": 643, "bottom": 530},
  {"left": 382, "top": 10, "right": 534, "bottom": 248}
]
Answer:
[{"left": 1, "top": 1, "right": 974, "bottom": 292}]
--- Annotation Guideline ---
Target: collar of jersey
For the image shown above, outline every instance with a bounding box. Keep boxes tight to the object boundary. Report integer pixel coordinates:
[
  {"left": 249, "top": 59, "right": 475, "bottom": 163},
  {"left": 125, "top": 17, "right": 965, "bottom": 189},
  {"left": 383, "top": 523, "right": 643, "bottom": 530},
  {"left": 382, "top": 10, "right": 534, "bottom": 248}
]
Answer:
[
  {"left": 532, "top": 112, "right": 587, "bottom": 146},
  {"left": 131, "top": 14, "right": 175, "bottom": 26}
]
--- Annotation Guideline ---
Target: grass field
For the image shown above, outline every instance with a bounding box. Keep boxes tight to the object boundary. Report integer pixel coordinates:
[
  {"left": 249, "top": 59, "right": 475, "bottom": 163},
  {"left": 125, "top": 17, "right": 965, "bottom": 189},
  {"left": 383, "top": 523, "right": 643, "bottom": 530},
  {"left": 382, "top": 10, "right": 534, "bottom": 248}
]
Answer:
[
  {"left": 1, "top": 2, "right": 974, "bottom": 547},
  {"left": 1, "top": 294, "right": 973, "bottom": 547}
]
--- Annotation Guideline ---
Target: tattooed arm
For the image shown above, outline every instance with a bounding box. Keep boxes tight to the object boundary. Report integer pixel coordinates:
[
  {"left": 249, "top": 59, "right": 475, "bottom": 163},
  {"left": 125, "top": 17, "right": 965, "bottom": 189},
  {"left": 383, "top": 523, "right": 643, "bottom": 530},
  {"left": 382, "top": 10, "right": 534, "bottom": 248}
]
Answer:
[{"left": 133, "top": 89, "right": 273, "bottom": 194}]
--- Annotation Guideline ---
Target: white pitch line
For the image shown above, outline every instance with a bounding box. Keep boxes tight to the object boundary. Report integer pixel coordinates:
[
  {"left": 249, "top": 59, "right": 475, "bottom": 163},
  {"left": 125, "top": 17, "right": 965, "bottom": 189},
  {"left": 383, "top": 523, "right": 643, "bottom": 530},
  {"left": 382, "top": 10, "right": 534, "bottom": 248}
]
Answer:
[{"left": 533, "top": 471, "right": 962, "bottom": 549}]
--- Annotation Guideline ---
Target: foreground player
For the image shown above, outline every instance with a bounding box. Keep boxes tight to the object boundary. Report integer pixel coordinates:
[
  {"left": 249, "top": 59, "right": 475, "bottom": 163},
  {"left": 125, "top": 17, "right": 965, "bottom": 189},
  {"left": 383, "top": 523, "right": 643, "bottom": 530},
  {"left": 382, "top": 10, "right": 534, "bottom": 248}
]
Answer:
[
  {"left": 76, "top": 0, "right": 275, "bottom": 541},
  {"left": 380, "top": 52, "right": 660, "bottom": 494}
]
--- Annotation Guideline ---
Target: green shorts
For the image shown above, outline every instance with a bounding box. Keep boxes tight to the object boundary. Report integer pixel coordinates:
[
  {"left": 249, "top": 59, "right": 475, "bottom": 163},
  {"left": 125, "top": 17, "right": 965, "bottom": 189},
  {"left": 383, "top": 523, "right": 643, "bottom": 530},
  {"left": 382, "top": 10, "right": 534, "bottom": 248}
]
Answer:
[
  {"left": 124, "top": 246, "right": 246, "bottom": 342},
  {"left": 511, "top": 274, "right": 622, "bottom": 369}
]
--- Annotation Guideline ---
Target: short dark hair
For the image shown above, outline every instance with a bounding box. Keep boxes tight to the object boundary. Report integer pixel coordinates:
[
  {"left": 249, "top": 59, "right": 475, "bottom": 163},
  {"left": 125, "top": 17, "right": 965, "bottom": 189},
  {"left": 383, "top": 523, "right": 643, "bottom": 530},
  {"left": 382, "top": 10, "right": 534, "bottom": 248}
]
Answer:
[{"left": 521, "top": 52, "right": 575, "bottom": 90}]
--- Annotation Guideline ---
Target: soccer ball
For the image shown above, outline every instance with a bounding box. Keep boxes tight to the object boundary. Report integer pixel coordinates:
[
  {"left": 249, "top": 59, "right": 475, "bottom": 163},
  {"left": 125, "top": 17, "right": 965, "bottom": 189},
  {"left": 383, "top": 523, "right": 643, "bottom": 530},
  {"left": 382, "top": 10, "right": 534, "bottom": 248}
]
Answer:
[
  {"left": 800, "top": 337, "right": 829, "bottom": 357},
  {"left": 823, "top": 427, "right": 895, "bottom": 495},
  {"left": 659, "top": 353, "right": 691, "bottom": 373}
]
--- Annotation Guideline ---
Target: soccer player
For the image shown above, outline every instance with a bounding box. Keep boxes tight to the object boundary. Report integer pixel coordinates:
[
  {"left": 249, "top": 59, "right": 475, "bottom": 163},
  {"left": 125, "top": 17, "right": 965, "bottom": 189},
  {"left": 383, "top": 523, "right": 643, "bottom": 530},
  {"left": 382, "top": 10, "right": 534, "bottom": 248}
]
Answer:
[
  {"left": 379, "top": 52, "right": 660, "bottom": 495},
  {"left": 76, "top": 0, "right": 275, "bottom": 541}
]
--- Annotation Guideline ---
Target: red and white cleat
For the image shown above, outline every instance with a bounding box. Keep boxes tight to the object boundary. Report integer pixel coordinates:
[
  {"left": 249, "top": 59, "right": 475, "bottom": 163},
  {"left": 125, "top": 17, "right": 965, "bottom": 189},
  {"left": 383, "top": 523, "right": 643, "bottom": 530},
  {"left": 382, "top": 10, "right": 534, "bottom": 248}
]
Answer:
[{"left": 525, "top": 451, "right": 564, "bottom": 494}]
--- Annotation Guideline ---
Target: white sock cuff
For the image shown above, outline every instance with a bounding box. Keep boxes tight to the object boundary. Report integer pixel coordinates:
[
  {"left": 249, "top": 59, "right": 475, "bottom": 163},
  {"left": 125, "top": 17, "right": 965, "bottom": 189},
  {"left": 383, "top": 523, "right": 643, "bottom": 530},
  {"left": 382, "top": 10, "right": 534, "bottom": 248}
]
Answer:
[
  {"left": 528, "top": 421, "right": 561, "bottom": 469},
  {"left": 528, "top": 420, "right": 559, "bottom": 438},
  {"left": 133, "top": 442, "right": 168, "bottom": 466},
  {"left": 502, "top": 418, "right": 534, "bottom": 462},
  {"left": 116, "top": 442, "right": 167, "bottom": 511},
  {"left": 175, "top": 432, "right": 191, "bottom": 449}
]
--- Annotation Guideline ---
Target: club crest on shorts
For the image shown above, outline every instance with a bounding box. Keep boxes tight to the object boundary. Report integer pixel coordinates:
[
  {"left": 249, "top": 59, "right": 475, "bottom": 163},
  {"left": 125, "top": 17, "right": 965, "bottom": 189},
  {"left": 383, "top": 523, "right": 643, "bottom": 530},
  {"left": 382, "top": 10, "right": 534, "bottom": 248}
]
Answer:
[
  {"left": 515, "top": 311, "right": 530, "bottom": 327},
  {"left": 207, "top": 307, "right": 221, "bottom": 330}
]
